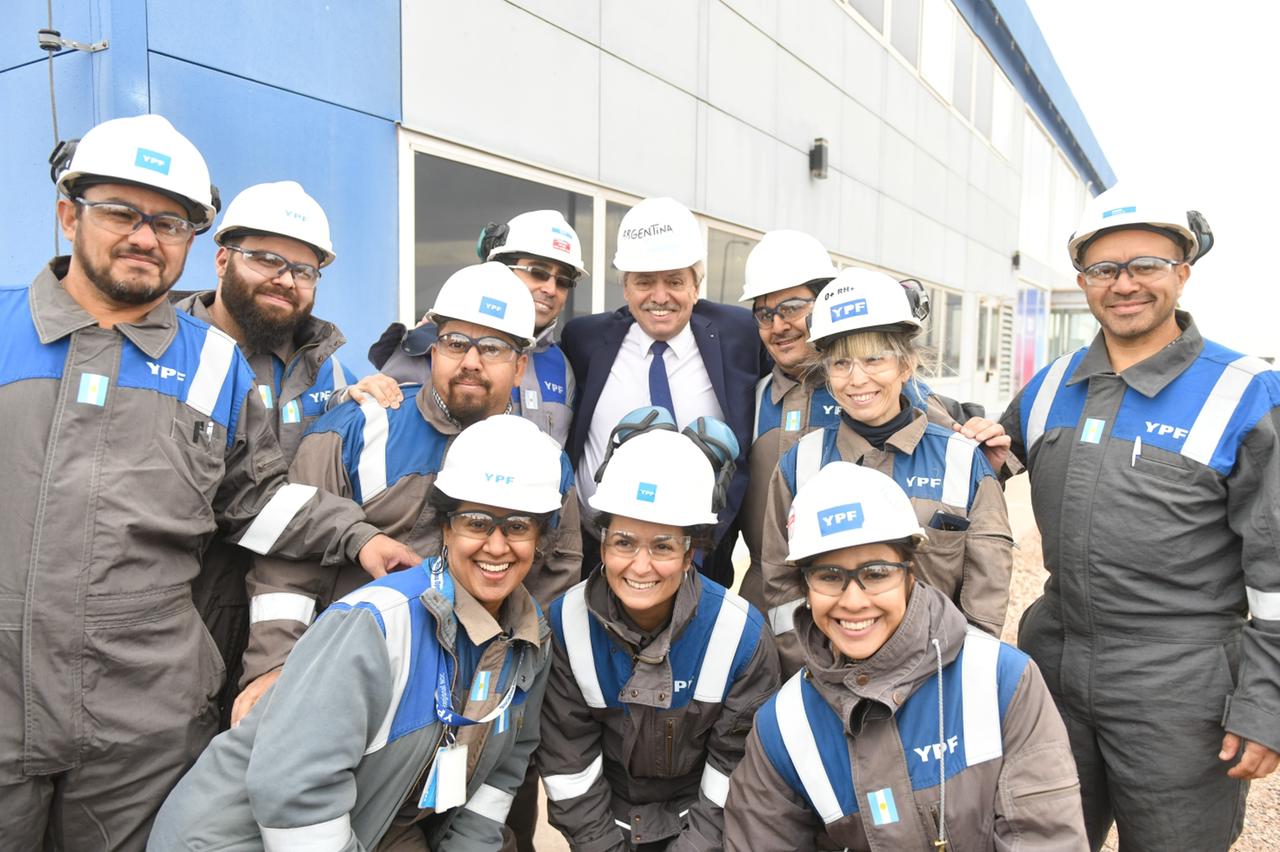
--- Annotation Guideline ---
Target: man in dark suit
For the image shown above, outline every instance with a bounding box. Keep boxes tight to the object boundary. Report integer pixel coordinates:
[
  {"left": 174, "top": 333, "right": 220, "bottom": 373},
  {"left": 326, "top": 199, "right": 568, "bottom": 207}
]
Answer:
[{"left": 562, "top": 197, "right": 767, "bottom": 585}]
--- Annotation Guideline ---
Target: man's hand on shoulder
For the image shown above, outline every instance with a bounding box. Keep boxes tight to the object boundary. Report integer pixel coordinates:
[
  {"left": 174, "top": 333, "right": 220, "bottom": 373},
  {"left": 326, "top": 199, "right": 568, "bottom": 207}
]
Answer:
[{"left": 357, "top": 534, "right": 421, "bottom": 579}]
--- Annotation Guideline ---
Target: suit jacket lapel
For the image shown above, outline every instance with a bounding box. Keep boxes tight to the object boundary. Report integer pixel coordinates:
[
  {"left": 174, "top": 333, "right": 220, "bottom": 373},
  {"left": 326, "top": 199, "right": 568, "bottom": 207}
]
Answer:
[
  {"left": 690, "top": 307, "right": 730, "bottom": 418},
  {"left": 576, "top": 309, "right": 632, "bottom": 456}
]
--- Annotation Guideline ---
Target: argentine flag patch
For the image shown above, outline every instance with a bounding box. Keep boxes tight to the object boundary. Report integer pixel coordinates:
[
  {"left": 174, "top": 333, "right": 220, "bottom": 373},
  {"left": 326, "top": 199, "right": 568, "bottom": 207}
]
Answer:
[
  {"left": 258, "top": 384, "right": 275, "bottom": 409},
  {"left": 784, "top": 409, "right": 802, "bottom": 431},
  {"left": 868, "top": 787, "right": 899, "bottom": 826},
  {"left": 470, "top": 670, "right": 492, "bottom": 703},
  {"left": 281, "top": 399, "right": 302, "bottom": 424},
  {"left": 1080, "top": 417, "right": 1106, "bottom": 444},
  {"left": 77, "top": 373, "right": 109, "bottom": 406}
]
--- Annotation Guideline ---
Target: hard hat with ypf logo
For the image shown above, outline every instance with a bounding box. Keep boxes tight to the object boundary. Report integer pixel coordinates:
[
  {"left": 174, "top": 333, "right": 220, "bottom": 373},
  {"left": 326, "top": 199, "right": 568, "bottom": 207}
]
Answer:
[
  {"left": 483, "top": 210, "right": 587, "bottom": 276},
  {"left": 51, "top": 113, "right": 219, "bottom": 232},
  {"left": 214, "top": 181, "right": 336, "bottom": 267},
  {"left": 613, "top": 197, "right": 706, "bottom": 276},
  {"left": 427, "top": 262, "right": 538, "bottom": 348},
  {"left": 434, "top": 415, "right": 565, "bottom": 512},
  {"left": 806, "top": 267, "right": 924, "bottom": 349},
  {"left": 589, "top": 429, "right": 720, "bottom": 526},
  {"left": 1067, "top": 183, "right": 1214, "bottom": 271},
  {"left": 739, "top": 230, "right": 837, "bottom": 302},
  {"left": 786, "top": 462, "right": 926, "bottom": 563}
]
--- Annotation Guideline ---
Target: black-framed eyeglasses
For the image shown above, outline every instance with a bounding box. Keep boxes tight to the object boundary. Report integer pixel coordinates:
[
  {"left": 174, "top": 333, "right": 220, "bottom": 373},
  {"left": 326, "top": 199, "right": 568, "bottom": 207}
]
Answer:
[
  {"left": 1081, "top": 256, "right": 1183, "bottom": 286},
  {"left": 601, "top": 529, "right": 691, "bottom": 564},
  {"left": 432, "top": 331, "right": 521, "bottom": 363},
  {"left": 448, "top": 510, "right": 541, "bottom": 542},
  {"left": 224, "top": 244, "right": 322, "bottom": 287},
  {"left": 507, "top": 263, "right": 578, "bottom": 290},
  {"left": 752, "top": 297, "right": 816, "bottom": 328},
  {"left": 802, "top": 560, "right": 909, "bottom": 597},
  {"left": 75, "top": 199, "right": 195, "bottom": 244}
]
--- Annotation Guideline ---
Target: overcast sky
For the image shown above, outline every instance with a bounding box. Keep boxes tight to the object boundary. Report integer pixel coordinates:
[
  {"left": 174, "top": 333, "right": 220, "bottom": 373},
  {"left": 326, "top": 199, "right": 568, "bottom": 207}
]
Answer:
[{"left": 1025, "top": 0, "right": 1279, "bottom": 360}]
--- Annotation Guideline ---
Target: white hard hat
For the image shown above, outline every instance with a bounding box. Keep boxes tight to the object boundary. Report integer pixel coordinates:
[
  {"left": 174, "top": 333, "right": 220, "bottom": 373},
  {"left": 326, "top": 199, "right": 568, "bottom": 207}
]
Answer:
[
  {"left": 53, "top": 114, "right": 218, "bottom": 231},
  {"left": 214, "top": 181, "right": 336, "bottom": 267},
  {"left": 487, "top": 210, "right": 586, "bottom": 276},
  {"left": 739, "top": 230, "right": 837, "bottom": 302},
  {"left": 589, "top": 430, "right": 719, "bottom": 526},
  {"left": 807, "top": 267, "right": 922, "bottom": 349},
  {"left": 613, "top": 197, "right": 706, "bottom": 274},
  {"left": 1067, "top": 184, "right": 1199, "bottom": 271},
  {"left": 786, "top": 462, "right": 926, "bottom": 563},
  {"left": 434, "top": 415, "right": 565, "bottom": 513},
  {"left": 428, "top": 262, "right": 538, "bottom": 349}
]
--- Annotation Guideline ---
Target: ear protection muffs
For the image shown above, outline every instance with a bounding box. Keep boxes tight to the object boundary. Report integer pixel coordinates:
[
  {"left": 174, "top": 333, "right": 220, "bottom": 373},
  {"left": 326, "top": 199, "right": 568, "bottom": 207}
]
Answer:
[
  {"left": 1186, "top": 210, "right": 1214, "bottom": 264},
  {"left": 681, "top": 417, "right": 740, "bottom": 514},
  {"left": 899, "top": 278, "right": 931, "bottom": 322},
  {"left": 593, "top": 406, "right": 677, "bottom": 485},
  {"left": 476, "top": 221, "right": 510, "bottom": 261}
]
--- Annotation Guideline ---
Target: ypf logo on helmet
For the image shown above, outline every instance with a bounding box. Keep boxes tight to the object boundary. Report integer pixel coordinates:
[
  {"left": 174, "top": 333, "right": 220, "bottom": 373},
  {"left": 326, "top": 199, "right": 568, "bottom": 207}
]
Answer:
[
  {"left": 134, "top": 148, "right": 171, "bottom": 175},
  {"left": 818, "top": 503, "right": 864, "bottom": 536},
  {"left": 636, "top": 482, "right": 658, "bottom": 503},
  {"left": 479, "top": 296, "right": 508, "bottom": 319},
  {"left": 830, "top": 299, "right": 869, "bottom": 322},
  {"left": 484, "top": 471, "right": 516, "bottom": 486}
]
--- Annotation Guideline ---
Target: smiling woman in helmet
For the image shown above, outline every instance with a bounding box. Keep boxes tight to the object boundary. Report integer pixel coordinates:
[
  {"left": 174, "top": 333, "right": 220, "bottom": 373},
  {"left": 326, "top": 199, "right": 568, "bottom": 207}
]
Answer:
[
  {"left": 536, "top": 408, "right": 779, "bottom": 852},
  {"left": 150, "top": 415, "right": 566, "bottom": 852},
  {"left": 725, "top": 463, "right": 1086, "bottom": 851},
  {"left": 759, "top": 268, "right": 1013, "bottom": 677}
]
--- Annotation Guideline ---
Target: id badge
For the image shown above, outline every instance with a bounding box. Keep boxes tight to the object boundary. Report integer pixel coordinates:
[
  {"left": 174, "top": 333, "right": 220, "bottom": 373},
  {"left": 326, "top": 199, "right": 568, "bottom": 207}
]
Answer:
[{"left": 418, "top": 742, "right": 469, "bottom": 811}]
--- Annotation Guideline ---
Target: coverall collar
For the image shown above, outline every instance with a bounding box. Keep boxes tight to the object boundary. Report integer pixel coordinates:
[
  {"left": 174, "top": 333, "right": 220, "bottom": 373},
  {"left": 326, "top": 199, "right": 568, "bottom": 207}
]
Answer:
[
  {"left": 768, "top": 362, "right": 801, "bottom": 403},
  {"left": 584, "top": 566, "right": 703, "bottom": 709},
  {"left": 532, "top": 319, "right": 560, "bottom": 353},
  {"left": 1067, "top": 310, "right": 1202, "bottom": 399},
  {"left": 31, "top": 256, "right": 180, "bottom": 359},
  {"left": 797, "top": 582, "right": 967, "bottom": 736},
  {"left": 450, "top": 572, "right": 542, "bottom": 649}
]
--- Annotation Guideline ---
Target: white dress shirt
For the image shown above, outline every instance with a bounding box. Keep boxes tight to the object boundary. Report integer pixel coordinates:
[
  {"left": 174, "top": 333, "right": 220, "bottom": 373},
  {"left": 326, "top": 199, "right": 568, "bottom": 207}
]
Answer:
[{"left": 577, "top": 321, "right": 724, "bottom": 509}]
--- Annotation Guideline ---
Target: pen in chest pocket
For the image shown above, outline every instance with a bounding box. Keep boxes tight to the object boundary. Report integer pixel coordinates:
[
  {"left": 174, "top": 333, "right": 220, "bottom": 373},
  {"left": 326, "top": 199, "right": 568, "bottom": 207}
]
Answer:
[{"left": 1131, "top": 436, "right": 1142, "bottom": 467}]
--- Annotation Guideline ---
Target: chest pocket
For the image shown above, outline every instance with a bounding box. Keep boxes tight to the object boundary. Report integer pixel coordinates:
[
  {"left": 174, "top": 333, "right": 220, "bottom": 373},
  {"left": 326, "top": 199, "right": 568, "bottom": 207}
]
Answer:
[
  {"left": 646, "top": 703, "right": 717, "bottom": 779},
  {"left": 1129, "top": 442, "right": 1192, "bottom": 483},
  {"left": 160, "top": 402, "right": 227, "bottom": 507}
]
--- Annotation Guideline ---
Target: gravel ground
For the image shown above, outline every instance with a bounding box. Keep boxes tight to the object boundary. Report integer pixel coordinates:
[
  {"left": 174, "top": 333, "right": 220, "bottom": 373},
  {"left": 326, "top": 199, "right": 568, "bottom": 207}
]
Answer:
[{"left": 531, "top": 476, "right": 1278, "bottom": 849}]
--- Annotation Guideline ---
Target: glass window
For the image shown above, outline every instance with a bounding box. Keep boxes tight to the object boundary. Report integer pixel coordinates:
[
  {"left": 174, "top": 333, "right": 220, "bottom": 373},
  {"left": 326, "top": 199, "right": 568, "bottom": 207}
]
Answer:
[
  {"left": 920, "top": 0, "right": 954, "bottom": 99},
  {"left": 704, "top": 229, "right": 757, "bottom": 305},
  {"left": 848, "top": 0, "right": 884, "bottom": 33},
  {"left": 991, "top": 74, "right": 1015, "bottom": 157},
  {"left": 973, "top": 50, "right": 993, "bottom": 139},
  {"left": 413, "top": 152, "right": 594, "bottom": 322},
  {"left": 890, "top": 0, "right": 921, "bottom": 66},
  {"left": 920, "top": 285, "right": 942, "bottom": 377},
  {"left": 942, "top": 291, "right": 962, "bottom": 376},
  {"left": 1018, "top": 118, "right": 1052, "bottom": 263},
  {"left": 976, "top": 303, "right": 991, "bottom": 373},
  {"left": 604, "top": 200, "right": 632, "bottom": 312},
  {"left": 952, "top": 24, "right": 973, "bottom": 119}
]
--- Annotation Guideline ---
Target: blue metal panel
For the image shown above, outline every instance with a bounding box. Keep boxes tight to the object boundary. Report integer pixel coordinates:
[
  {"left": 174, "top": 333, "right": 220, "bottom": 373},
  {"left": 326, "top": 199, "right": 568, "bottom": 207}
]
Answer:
[
  {"left": 0, "top": 55, "right": 96, "bottom": 274},
  {"left": 146, "top": 0, "right": 400, "bottom": 121},
  {"left": 954, "top": 0, "right": 1115, "bottom": 193},
  {"left": 1, "top": 0, "right": 91, "bottom": 74},
  {"left": 150, "top": 53, "right": 398, "bottom": 372},
  {"left": 94, "top": 0, "right": 152, "bottom": 120}
]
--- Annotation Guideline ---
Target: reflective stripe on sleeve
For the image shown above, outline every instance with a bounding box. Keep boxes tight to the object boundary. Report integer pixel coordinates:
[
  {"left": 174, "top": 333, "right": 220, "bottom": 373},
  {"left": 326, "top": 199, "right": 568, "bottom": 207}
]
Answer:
[
  {"left": 960, "top": 627, "right": 1003, "bottom": 765},
  {"left": 1181, "top": 356, "right": 1270, "bottom": 467},
  {"left": 186, "top": 327, "right": 237, "bottom": 417},
  {"left": 356, "top": 400, "right": 390, "bottom": 503},
  {"left": 941, "top": 432, "right": 978, "bottom": 508},
  {"left": 1247, "top": 587, "right": 1280, "bottom": 620},
  {"left": 777, "top": 676, "right": 843, "bottom": 824},
  {"left": 700, "top": 762, "right": 730, "bottom": 808},
  {"left": 795, "top": 430, "right": 824, "bottom": 494},
  {"left": 561, "top": 584, "right": 606, "bottom": 708},
  {"left": 1024, "top": 354, "right": 1074, "bottom": 450},
  {"left": 768, "top": 598, "right": 805, "bottom": 636},
  {"left": 693, "top": 594, "right": 750, "bottom": 702},
  {"left": 260, "top": 813, "right": 352, "bottom": 852},
  {"left": 463, "top": 784, "right": 514, "bottom": 823},
  {"left": 543, "top": 753, "right": 603, "bottom": 801},
  {"left": 237, "top": 483, "right": 318, "bottom": 555},
  {"left": 362, "top": 587, "right": 415, "bottom": 754},
  {"left": 249, "top": 592, "right": 316, "bottom": 626}
]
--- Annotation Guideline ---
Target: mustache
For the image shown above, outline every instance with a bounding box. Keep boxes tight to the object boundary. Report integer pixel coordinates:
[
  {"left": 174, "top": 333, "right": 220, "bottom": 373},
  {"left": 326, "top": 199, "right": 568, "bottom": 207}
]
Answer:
[
  {"left": 449, "top": 369, "right": 491, "bottom": 390},
  {"left": 641, "top": 300, "right": 679, "bottom": 312},
  {"left": 112, "top": 246, "right": 165, "bottom": 269},
  {"left": 254, "top": 284, "right": 299, "bottom": 306}
]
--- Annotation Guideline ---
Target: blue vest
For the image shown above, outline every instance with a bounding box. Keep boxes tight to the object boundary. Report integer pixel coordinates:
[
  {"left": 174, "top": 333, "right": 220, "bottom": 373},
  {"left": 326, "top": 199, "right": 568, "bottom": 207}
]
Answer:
[
  {"left": 548, "top": 575, "right": 765, "bottom": 710},
  {"left": 755, "top": 628, "right": 1028, "bottom": 824}
]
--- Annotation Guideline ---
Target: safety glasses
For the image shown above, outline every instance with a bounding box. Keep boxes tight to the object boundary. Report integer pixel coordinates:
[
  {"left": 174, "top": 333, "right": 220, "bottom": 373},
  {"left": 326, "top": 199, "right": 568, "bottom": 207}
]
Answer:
[
  {"left": 507, "top": 263, "right": 577, "bottom": 289},
  {"left": 76, "top": 199, "right": 195, "bottom": 245},
  {"left": 802, "top": 560, "right": 909, "bottom": 597}
]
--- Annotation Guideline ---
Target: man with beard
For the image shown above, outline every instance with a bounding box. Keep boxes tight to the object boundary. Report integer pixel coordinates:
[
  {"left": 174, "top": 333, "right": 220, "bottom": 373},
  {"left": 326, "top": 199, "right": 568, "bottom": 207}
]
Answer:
[
  {"left": 234, "top": 262, "right": 582, "bottom": 729},
  {"left": 0, "top": 114, "right": 417, "bottom": 851},
  {"left": 173, "top": 181, "right": 360, "bottom": 727},
  {"left": 999, "top": 185, "right": 1280, "bottom": 850},
  {"left": 364, "top": 210, "right": 585, "bottom": 448},
  {"left": 562, "top": 197, "right": 766, "bottom": 586}
]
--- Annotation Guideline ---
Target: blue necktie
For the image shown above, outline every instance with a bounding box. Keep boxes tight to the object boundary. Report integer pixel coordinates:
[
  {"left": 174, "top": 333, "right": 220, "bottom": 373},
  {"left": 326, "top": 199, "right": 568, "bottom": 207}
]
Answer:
[{"left": 648, "top": 341, "right": 675, "bottom": 421}]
